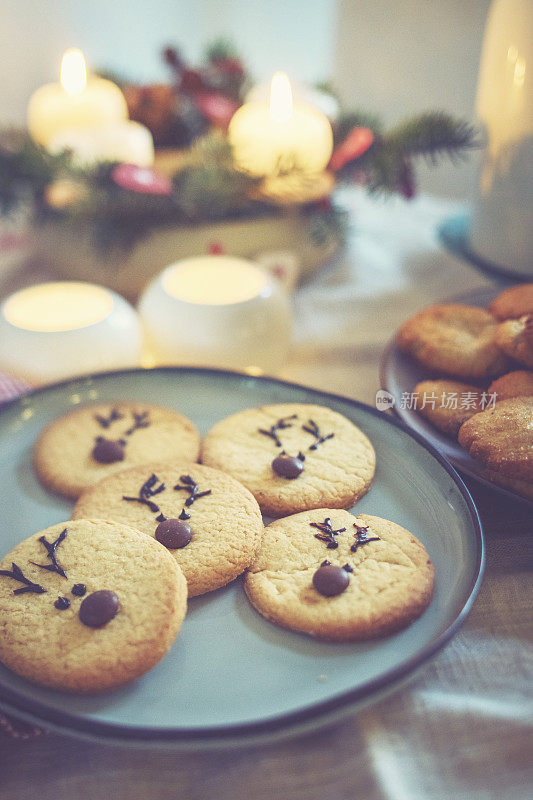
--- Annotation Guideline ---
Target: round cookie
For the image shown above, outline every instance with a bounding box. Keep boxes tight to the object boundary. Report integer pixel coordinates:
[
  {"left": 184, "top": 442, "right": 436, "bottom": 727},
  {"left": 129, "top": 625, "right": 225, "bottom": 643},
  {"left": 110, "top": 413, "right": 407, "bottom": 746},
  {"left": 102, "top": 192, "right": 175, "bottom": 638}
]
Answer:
[
  {"left": 414, "top": 379, "right": 485, "bottom": 437},
  {"left": 483, "top": 470, "right": 533, "bottom": 502},
  {"left": 489, "top": 283, "right": 533, "bottom": 321},
  {"left": 34, "top": 402, "right": 201, "bottom": 499},
  {"left": 397, "top": 304, "right": 509, "bottom": 379},
  {"left": 0, "top": 520, "right": 187, "bottom": 692},
  {"left": 73, "top": 462, "right": 263, "bottom": 597},
  {"left": 201, "top": 403, "right": 376, "bottom": 517},
  {"left": 488, "top": 370, "right": 533, "bottom": 401},
  {"left": 496, "top": 315, "right": 533, "bottom": 368},
  {"left": 458, "top": 396, "right": 533, "bottom": 481},
  {"left": 244, "top": 510, "right": 434, "bottom": 641}
]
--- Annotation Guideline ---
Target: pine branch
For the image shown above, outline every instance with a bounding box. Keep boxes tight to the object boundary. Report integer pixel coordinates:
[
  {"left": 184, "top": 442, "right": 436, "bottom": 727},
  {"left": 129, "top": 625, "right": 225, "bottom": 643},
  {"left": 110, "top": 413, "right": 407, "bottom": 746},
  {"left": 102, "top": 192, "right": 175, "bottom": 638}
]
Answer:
[
  {"left": 0, "top": 131, "right": 69, "bottom": 212},
  {"left": 334, "top": 110, "right": 383, "bottom": 147},
  {"left": 353, "top": 139, "right": 404, "bottom": 195},
  {"left": 172, "top": 131, "right": 259, "bottom": 221},
  {"left": 386, "top": 112, "right": 479, "bottom": 164},
  {"left": 306, "top": 202, "right": 349, "bottom": 247},
  {"left": 204, "top": 38, "right": 241, "bottom": 63}
]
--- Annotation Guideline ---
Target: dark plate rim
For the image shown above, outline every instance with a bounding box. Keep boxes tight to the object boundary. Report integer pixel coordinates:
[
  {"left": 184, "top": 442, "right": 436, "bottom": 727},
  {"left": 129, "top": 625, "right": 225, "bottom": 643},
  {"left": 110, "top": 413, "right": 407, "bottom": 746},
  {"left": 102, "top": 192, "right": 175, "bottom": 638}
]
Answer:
[
  {"left": 438, "top": 214, "right": 530, "bottom": 285},
  {"left": 0, "top": 366, "right": 485, "bottom": 746}
]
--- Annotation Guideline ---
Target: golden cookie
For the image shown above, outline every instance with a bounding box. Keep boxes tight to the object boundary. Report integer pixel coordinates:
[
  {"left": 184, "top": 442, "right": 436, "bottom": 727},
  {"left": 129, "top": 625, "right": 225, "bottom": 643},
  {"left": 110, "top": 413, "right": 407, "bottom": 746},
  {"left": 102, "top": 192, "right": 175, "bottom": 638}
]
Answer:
[
  {"left": 496, "top": 315, "right": 533, "bottom": 368},
  {"left": 73, "top": 462, "right": 263, "bottom": 597},
  {"left": 488, "top": 370, "right": 533, "bottom": 400},
  {"left": 34, "top": 402, "right": 200, "bottom": 499},
  {"left": 201, "top": 403, "right": 376, "bottom": 517},
  {"left": 414, "top": 379, "right": 485, "bottom": 437},
  {"left": 397, "top": 304, "right": 509, "bottom": 379},
  {"left": 489, "top": 283, "right": 533, "bottom": 321},
  {"left": 0, "top": 520, "right": 187, "bottom": 692},
  {"left": 483, "top": 470, "right": 533, "bottom": 502},
  {"left": 244, "top": 510, "right": 434, "bottom": 641},
  {"left": 458, "top": 396, "right": 533, "bottom": 481}
]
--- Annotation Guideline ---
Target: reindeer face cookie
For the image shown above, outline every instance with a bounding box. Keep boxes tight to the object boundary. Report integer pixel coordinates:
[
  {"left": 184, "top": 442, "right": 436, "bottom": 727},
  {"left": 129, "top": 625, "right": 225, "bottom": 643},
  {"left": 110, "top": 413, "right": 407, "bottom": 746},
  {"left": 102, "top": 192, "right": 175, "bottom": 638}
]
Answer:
[
  {"left": 244, "top": 510, "right": 434, "bottom": 641},
  {"left": 33, "top": 402, "right": 201, "bottom": 499},
  {"left": 73, "top": 462, "right": 264, "bottom": 597},
  {"left": 201, "top": 403, "right": 376, "bottom": 517},
  {"left": 0, "top": 520, "right": 187, "bottom": 692}
]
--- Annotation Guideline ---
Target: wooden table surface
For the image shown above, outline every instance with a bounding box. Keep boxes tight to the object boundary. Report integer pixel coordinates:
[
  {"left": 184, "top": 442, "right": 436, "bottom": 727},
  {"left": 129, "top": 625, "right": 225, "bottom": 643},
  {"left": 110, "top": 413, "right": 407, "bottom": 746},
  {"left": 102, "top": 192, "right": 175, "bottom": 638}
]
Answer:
[
  {"left": 0, "top": 191, "right": 531, "bottom": 799},
  {"left": 1, "top": 477, "right": 531, "bottom": 800}
]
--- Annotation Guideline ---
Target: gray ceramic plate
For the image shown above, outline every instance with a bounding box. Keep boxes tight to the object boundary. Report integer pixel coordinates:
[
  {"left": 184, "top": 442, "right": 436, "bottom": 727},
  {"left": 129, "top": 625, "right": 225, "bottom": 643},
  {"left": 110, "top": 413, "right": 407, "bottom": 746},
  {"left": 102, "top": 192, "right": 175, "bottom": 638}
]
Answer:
[
  {"left": 380, "top": 288, "right": 533, "bottom": 508},
  {"left": 438, "top": 214, "right": 530, "bottom": 285},
  {"left": 0, "top": 368, "right": 483, "bottom": 747}
]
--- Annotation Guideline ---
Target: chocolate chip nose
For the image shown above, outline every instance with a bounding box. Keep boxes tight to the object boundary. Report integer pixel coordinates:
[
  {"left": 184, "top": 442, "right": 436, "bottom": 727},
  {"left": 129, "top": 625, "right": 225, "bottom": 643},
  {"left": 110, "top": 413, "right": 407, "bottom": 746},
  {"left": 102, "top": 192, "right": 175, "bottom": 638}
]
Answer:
[
  {"left": 91, "top": 438, "right": 125, "bottom": 464},
  {"left": 312, "top": 564, "right": 350, "bottom": 597},
  {"left": 155, "top": 518, "right": 192, "bottom": 549},
  {"left": 79, "top": 590, "right": 120, "bottom": 628},
  {"left": 272, "top": 453, "right": 304, "bottom": 479}
]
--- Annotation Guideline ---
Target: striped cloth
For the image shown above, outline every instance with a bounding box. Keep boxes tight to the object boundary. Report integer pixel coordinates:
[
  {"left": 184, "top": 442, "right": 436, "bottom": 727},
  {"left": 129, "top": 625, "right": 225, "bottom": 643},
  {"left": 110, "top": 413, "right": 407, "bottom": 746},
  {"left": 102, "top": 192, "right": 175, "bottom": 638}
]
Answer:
[
  {"left": 0, "top": 714, "right": 46, "bottom": 740},
  {"left": 0, "top": 372, "right": 30, "bottom": 405},
  {"left": 0, "top": 372, "right": 38, "bottom": 737}
]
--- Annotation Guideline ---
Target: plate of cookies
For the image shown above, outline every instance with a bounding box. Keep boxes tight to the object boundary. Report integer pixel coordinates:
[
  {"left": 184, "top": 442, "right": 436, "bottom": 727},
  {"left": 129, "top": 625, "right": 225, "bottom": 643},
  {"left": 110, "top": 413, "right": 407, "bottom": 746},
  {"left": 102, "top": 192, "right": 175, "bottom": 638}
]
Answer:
[
  {"left": 0, "top": 367, "right": 483, "bottom": 746},
  {"left": 381, "top": 284, "right": 533, "bottom": 505}
]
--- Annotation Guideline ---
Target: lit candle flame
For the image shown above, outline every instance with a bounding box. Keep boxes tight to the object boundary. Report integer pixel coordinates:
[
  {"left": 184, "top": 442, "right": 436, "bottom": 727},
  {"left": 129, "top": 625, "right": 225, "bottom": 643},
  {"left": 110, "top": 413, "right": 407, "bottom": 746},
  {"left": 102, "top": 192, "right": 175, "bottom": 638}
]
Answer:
[
  {"left": 60, "top": 49, "right": 87, "bottom": 95},
  {"left": 269, "top": 71, "right": 293, "bottom": 123}
]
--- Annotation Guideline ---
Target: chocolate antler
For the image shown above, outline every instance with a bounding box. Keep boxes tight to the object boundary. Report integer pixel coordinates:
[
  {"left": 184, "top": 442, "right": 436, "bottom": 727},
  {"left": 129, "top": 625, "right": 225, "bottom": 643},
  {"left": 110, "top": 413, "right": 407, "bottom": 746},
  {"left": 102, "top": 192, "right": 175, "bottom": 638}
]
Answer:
[
  {"left": 173, "top": 475, "right": 212, "bottom": 506},
  {"left": 310, "top": 518, "right": 347, "bottom": 549},
  {"left": 302, "top": 419, "right": 335, "bottom": 451},
  {"left": 258, "top": 414, "right": 298, "bottom": 447},
  {"left": 94, "top": 408, "right": 123, "bottom": 429},
  {"left": 351, "top": 523, "right": 380, "bottom": 553},
  {"left": 0, "top": 563, "right": 46, "bottom": 595},
  {"left": 124, "top": 411, "right": 150, "bottom": 436},
  {"left": 30, "top": 528, "right": 68, "bottom": 579},
  {"left": 123, "top": 474, "right": 166, "bottom": 513}
]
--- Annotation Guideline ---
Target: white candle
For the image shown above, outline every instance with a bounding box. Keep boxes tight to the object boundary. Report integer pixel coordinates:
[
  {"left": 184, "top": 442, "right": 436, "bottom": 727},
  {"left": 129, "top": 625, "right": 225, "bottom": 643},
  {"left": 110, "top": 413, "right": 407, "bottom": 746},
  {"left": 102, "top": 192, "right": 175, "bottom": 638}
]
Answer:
[
  {"left": 0, "top": 282, "right": 142, "bottom": 384},
  {"left": 228, "top": 72, "right": 333, "bottom": 177},
  {"left": 48, "top": 120, "right": 154, "bottom": 168},
  {"left": 246, "top": 82, "right": 339, "bottom": 122},
  {"left": 470, "top": 0, "right": 533, "bottom": 275},
  {"left": 139, "top": 256, "right": 291, "bottom": 372},
  {"left": 28, "top": 49, "right": 154, "bottom": 167},
  {"left": 28, "top": 49, "right": 128, "bottom": 147}
]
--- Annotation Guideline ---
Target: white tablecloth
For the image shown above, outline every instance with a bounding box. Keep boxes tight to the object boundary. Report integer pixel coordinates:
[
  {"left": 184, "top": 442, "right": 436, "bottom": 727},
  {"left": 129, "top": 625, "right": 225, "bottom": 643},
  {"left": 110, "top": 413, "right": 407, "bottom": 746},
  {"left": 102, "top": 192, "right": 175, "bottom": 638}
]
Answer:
[{"left": 282, "top": 188, "right": 492, "bottom": 405}]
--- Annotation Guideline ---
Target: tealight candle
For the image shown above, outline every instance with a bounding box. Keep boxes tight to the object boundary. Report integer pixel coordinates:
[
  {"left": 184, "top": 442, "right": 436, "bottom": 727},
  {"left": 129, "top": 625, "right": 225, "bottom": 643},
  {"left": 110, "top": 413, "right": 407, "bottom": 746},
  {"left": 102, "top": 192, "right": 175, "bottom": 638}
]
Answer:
[
  {"left": 0, "top": 282, "right": 142, "bottom": 384},
  {"left": 28, "top": 49, "right": 154, "bottom": 167},
  {"left": 228, "top": 71, "right": 333, "bottom": 177},
  {"left": 138, "top": 256, "right": 291, "bottom": 372}
]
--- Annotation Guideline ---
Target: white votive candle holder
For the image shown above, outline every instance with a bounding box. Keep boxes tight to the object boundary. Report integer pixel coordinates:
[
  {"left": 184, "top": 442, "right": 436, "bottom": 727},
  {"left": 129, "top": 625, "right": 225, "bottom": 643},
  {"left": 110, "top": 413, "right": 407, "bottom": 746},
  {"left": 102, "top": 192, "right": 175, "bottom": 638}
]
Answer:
[
  {"left": 0, "top": 281, "right": 143, "bottom": 384},
  {"left": 138, "top": 256, "right": 292, "bottom": 373}
]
